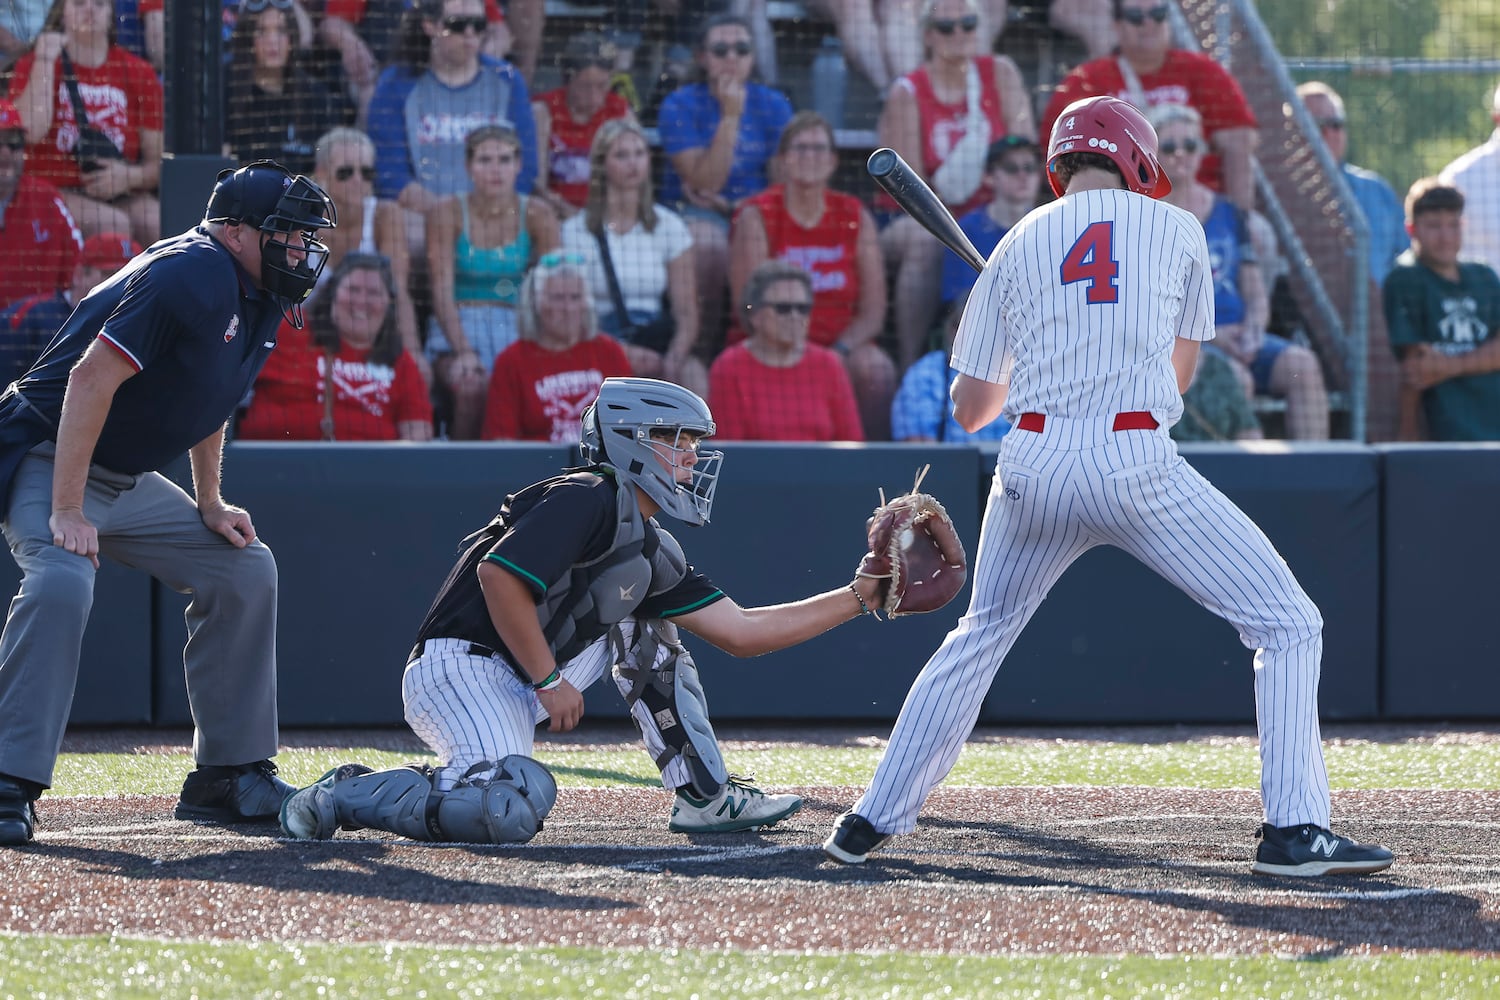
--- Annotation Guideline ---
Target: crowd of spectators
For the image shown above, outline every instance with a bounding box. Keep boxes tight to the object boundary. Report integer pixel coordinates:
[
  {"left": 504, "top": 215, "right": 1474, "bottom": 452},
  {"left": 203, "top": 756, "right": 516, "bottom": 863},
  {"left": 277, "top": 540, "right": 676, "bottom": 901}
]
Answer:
[{"left": 1, "top": 0, "right": 1497, "bottom": 444}]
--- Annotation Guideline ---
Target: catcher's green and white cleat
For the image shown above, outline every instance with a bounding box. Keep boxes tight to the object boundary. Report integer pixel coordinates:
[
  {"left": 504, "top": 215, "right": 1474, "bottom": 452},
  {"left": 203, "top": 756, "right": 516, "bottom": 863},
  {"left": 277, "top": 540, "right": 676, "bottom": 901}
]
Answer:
[
  {"left": 668, "top": 776, "right": 802, "bottom": 833},
  {"left": 279, "top": 763, "right": 374, "bottom": 840}
]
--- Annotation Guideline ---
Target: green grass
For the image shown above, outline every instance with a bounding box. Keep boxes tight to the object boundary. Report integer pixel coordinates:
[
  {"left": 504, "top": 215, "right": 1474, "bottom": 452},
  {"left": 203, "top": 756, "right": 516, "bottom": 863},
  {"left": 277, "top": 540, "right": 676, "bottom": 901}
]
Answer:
[
  {"left": 1, "top": 939, "right": 1497, "bottom": 1000},
  {"left": 49, "top": 737, "right": 1500, "bottom": 797}
]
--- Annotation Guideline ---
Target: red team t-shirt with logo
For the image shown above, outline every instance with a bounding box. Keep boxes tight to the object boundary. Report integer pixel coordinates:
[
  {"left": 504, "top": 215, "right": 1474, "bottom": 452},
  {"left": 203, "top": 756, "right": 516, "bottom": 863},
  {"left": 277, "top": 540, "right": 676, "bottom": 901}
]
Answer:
[
  {"left": 538, "top": 87, "right": 632, "bottom": 210},
  {"left": 0, "top": 176, "right": 82, "bottom": 308},
  {"left": 237, "top": 324, "right": 433, "bottom": 441},
  {"left": 7, "top": 47, "right": 164, "bottom": 191},
  {"left": 1040, "top": 50, "right": 1257, "bottom": 194},
  {"left": 481, "top": 335, "right": 631, "bottom": 442},
  {"left": 736, "top": 186, "right": 863, "bottom": 348}
]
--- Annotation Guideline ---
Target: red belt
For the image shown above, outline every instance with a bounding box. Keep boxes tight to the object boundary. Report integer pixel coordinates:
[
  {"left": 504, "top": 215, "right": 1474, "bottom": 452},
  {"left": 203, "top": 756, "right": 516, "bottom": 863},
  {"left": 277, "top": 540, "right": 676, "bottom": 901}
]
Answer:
[{"left": 1016, "top": 411, "right": 1159, "bottom": 433}]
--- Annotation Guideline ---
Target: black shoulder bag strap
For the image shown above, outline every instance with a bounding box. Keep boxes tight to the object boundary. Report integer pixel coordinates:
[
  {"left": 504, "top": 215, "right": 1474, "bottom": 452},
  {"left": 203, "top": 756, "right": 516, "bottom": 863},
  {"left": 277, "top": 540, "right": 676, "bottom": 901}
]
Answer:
[
  {"left": 593, "top": 225, "right": 635, "bottom": 333},
  {"left": 57, "top": 50, "right": 93, "bottom": 133}
]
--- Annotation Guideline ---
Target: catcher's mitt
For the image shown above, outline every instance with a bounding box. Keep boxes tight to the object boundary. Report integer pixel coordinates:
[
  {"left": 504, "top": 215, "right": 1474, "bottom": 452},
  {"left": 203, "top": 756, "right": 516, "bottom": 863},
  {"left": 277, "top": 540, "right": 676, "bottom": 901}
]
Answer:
[{"left": 856, "top": 465, "right": 967, "bottom": 618}]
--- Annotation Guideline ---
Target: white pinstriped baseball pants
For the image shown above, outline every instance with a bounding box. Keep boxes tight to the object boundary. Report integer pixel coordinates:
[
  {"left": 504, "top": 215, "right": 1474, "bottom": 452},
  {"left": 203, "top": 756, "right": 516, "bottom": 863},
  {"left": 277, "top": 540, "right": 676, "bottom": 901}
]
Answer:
[
  {"left": 855, "top": 416, "right": 1331, "bottom": 834},
  {"left": 403, "top": 619, "right": 697, "bottom": 792}
]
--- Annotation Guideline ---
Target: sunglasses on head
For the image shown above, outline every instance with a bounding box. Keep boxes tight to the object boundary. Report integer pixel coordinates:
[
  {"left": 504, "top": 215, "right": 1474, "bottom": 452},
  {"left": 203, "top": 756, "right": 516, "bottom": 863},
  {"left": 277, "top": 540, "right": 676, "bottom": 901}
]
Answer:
[
  {"left": 537, "top": 251, "right": 588, "bottom": 268},
  {"left": 1317, "top": 117, "right": 1347, "bottom": 131},
  {"left": 1157, "top": 138, "right": 1202, "bottom": 156},
  {"left": 242, "top": 0, "right": 294, "bottom": 12},
  {"left": 761, "top": 301, "right": 812, "bottom": 316},
  {"left": 333, "top": 164, "right": 376, "bottom": 182},
  {"left": 707, "top": 40, "right": 753, "bottom": 58},
  {"left": 440, "top": 14, "right": 488, "bottom": 35},
  {"left": 1119, "top": 4, "right": 1170, "bottom": 25},
  {"left": 929, "top": 14, "right": 980, "bottom": 34}
]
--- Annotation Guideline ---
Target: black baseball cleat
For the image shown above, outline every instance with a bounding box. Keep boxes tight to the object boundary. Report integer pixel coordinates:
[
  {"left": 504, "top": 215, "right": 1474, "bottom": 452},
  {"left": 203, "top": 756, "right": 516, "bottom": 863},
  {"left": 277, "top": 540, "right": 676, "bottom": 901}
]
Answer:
[
  {"left": 175, "top": 760, "right": 296, "bottom": 823},
  {"left": 1252, "top": 822, "right": 1394, "bottom": 877},
  {"left": 0, "top": 777, "right": 37, "bottom": 846},
  {"left": 823, "top": 811, "right": 890, "bottom": 864}
]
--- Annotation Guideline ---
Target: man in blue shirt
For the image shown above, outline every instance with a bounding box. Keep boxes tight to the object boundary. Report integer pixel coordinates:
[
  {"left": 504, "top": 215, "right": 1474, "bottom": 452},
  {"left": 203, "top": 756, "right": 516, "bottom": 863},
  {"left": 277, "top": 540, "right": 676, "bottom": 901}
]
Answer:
[
  {"left": 0, "top": 160, "right": 336, "bottom": 846},
  {"left": 1296, "top": 82, "right": 1407, "bottom": 287}
]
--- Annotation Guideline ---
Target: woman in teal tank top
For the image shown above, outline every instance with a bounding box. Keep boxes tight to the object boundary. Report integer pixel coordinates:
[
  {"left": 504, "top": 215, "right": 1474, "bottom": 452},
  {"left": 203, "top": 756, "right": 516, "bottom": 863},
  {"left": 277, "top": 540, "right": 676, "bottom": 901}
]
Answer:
[{"left": 428, "top": 125, "right": 560, "bottom": 438}]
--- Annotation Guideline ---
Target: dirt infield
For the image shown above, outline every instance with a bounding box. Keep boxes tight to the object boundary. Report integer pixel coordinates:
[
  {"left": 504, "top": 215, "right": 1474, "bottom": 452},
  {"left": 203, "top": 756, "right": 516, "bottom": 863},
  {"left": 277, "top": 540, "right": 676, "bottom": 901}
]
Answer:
[{"left": 8, "top": 726, "right": 1500, "bottom": 956}]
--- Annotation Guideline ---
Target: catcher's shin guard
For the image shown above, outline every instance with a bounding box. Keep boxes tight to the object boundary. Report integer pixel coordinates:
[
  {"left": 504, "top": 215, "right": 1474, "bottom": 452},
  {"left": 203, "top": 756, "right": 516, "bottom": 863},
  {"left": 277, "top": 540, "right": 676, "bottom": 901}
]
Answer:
[
  {"left": 281, "top": 762, "right": 544, "bottom": 844},
  {"left": 611, "top": 619, "right": 728, "bottom": 798}
]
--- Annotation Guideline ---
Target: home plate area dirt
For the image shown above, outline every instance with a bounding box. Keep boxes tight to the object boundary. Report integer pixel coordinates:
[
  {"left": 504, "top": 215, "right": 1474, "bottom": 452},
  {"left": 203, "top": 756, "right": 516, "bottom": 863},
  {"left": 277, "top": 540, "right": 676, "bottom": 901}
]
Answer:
[{"left": 7, "top": 783, "right": 1499, "bottom": 956}]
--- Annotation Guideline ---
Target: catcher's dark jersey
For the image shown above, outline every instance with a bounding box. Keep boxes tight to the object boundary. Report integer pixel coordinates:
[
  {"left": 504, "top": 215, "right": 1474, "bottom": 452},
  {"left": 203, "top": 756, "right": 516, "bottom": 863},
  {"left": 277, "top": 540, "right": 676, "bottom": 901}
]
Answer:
[{"left": 413, "top": 471, "right": 724, "bottom": 663}]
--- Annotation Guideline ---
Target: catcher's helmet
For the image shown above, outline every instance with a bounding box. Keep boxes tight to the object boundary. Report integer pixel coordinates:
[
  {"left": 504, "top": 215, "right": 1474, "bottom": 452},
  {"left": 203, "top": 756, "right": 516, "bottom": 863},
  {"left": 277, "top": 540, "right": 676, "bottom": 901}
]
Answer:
[
  {"left": 204, "top": 159, "right": 337, "bottom": 319},
  {"left": 1046, "top": 96, "right": 1171, "bottom": 199},
  {"left": 580, "top": 377, "right": 724, "bottom": 525}
]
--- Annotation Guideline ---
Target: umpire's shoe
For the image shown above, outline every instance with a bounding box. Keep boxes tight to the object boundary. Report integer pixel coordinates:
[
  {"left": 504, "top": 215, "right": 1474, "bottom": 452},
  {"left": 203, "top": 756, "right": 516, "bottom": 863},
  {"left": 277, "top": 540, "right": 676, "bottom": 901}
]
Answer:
[
  {"left": 0, "top": 776, "right": 38, "bottom": 846},
  {"left": 1252, "top": 822, "right": 1394, "bottom": 877},
  {"left": 175, "top": 760, "right": 296, "bottom": 823},
  {"left": 822, "top": 811, "right": 890, "bottom": 864},
  {"left": 668, "top": 776, "right": 802, "bottom": 833}
]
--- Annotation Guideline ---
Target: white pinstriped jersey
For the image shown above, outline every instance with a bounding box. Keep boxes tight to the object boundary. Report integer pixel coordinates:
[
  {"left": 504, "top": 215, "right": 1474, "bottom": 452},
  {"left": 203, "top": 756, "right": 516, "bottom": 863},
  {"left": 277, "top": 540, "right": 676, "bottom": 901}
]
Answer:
[{"left": 952, "top": 189, "right": 1215, "bottom": 425}]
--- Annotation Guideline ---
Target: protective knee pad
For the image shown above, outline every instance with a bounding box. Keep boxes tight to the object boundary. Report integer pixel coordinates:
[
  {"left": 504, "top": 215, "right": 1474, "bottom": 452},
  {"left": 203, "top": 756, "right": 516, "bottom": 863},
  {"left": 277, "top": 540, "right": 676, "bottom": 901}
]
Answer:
[
  {"left": 496, "top": 755, "right": 558, "bottom": 819},
  {"left": 328, "top": 764, "right": 541, "bottom": 844},
  {"left": 613, "top": 619, "right": 727, "bottom": 798},
  {"left": 435, "top": 780, "right": 540, "bottom": 844}
]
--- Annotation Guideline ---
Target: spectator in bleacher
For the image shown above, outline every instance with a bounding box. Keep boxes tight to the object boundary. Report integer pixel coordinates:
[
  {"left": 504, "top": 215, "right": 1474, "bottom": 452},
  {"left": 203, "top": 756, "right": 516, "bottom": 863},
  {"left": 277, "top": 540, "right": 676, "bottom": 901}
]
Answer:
[
  {"left": 0, "top": 231, "right": 136, "bottom": 385},
  {"left": 309, "top": 126, "right": 424, "bottom": 384},
  {"left": 1041, "top": 0, "right": 1258, "bottom": 212},
  {"left": 368, "top": 0, "right": 537, "bottom": 254},
  {"left": 1438, "top": 80, "right": 1500, "bottom": 279},
  {"left": 984, "top": 0, "right": 1115, "bottom": 60},
  {"left": 238, "top": 251, "right": 434, "bottom": 441},
  {"left": 140, "top": 0, "right": 316, "bottom": 75},
  {"left": 709, "top": 260, "right": 862, "bottom": 441},
  {"left": 426, "top": 123, "right": 558, "bottom": 439},
  {"left": 8, "top": 0, "right": 163, "bottom": 242},
  {"left": 0, "top": 1, "right": 49, "bottom": 68},
  {"left": 1151, "top": 104, "right": 1328, "bottom": 440},
  {"left": 938, "top": 134, "right": 1041, "bottom": 309},
  {"left": 1295, "top": 81, "right": 1407, "bottom": 288},
  {"left": 532, "top": 31, "right": 637, "bottom": 220},
  {"left": 0, "top": 98, "right": 83, "bottom": 311},
  {"left": 729, "top": 111, "right": 896, "bottom": 439},
  {"left": 890, "top": 290, "right": 1009, "bottom": 443},
  {"left": 878, "top": 0, "right": 1034, "bottom": 370},
  {"left": 481, "top": 251, "right": 632, "bottom": 441},
  {"left": 561, "top": 119, "right": 710, "bottom": 399},
  {"left": 225, "top": 0, "right": 350, "bottom": 177},
  {"left": 1171, "top": 347, "right": 1263, "bottom": 442},
  {"left": 657, "top": 13, "right": 793, "bottom": 355},
  {"left": 1384, "top": 179, "right": 1500, "bottom": 442}
]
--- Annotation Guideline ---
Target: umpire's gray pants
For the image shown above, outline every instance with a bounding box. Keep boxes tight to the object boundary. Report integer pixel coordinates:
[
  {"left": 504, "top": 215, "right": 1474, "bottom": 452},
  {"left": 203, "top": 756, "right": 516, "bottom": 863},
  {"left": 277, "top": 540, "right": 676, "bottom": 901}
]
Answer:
[{"left": 0, "top": 443, "right": 280, "bottom": 788}]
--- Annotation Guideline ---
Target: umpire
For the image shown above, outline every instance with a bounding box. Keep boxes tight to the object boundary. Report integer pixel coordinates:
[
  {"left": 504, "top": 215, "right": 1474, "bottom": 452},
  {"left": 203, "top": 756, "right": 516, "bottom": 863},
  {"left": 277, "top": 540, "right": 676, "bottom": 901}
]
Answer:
[{"left": 0, "top": 160, "right": 336, "bottom": 846}]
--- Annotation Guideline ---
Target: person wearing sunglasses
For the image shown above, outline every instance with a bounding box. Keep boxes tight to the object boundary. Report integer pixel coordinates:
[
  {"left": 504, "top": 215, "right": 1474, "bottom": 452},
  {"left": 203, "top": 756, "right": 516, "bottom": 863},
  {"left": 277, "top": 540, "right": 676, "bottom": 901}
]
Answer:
[
  {"left": 1041, "top": 0, "right": 1259, "bottom": 213},
  {"left": 1437, "top": 78, "right": 1500, "bottom": 280},
  {"left": 1294, "top": 82, "right": 1406, "bottom": 290},
  {"left": 6, "top": 0, "right": 162, "bottom": 243},
  {"left": 658, "top": 14, "right": 793, "bottom": 354},
  {"left": 1150, "top": 103, "right": 1329, "bottom": 440},
  {"left": 532, "top": 31, "right": 638, "bottom": 219},
  {"left": 224, "top": 0, "right": 349, "bottom": 178},
  {"left": 708, "top": 260, "right": 863, "bottom": 441},
  {"left": 367, "top": 0, "right": 537, "bottom": 258},
  {"left": 237, "top": 252, "right": 434, "bottom": 442},
  {"left": 0, "top": 98, "right": 83, "bottom": 312},
  {"left": 878, "top": 0, "right": 1035, "bottom": 371},
  {"left": 730, "top": 111, "right": 897, "bottom": 439},
  {"left": 308, "top": 127, "right": 424, "bottom": 386},
  {"left": 481, "top": 253, "right": 631, "bottom": 441}
]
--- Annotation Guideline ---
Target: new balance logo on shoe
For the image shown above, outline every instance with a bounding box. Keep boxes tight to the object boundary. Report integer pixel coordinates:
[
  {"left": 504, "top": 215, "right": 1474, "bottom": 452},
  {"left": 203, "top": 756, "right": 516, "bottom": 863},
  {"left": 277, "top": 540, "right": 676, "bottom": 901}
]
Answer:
[
  {"left": 716, "top": 795, "right": 746, "bottom": 820},
  {"left": 1310, "top": 833, "right": 1340, "bottom": 858},
  {"left": 668, "top": 776, "right": 802, "bottom": 833}
]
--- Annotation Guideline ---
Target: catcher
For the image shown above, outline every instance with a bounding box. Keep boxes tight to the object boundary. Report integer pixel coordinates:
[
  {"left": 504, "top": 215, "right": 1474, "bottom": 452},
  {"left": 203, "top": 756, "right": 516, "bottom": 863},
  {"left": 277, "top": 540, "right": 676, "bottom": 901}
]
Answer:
[{"left": 280, "top": 377, "right": 966, "bottom": 845}]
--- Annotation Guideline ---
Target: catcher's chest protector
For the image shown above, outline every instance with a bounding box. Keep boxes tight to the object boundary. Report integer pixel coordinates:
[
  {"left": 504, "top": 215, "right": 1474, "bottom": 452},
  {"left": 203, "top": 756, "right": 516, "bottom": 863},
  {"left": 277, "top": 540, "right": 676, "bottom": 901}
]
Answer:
[{"left": 539, "top": 480, "right": 688, "bottom": 663}]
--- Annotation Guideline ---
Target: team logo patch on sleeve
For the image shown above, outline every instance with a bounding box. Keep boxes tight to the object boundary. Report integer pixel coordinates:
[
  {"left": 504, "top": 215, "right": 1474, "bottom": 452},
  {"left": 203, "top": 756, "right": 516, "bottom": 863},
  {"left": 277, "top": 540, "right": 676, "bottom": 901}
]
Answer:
[{"left": 223, "top": 315, "right": 239, "bottom": 343}]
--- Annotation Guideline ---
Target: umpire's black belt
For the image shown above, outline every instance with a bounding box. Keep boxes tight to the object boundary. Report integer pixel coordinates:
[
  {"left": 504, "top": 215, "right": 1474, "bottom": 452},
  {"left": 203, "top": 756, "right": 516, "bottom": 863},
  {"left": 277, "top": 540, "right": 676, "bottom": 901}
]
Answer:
[{"left": 408, "top": 638, "right": 500, "bottom": 663}]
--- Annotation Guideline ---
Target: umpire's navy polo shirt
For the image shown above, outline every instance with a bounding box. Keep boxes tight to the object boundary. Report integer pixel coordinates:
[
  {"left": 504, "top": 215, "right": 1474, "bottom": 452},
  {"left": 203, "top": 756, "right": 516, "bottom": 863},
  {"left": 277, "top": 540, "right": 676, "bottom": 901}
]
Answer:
[{"left": 10, "top": 226, "right": 283, "bottom": 475}]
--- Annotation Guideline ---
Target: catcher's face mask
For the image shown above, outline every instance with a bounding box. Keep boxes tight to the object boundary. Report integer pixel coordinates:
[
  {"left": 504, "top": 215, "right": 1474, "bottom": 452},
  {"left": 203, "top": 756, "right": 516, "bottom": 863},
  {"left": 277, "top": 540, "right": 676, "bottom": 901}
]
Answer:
[{"left": 644, "top": 427, "right": 722, "bottom": 524}]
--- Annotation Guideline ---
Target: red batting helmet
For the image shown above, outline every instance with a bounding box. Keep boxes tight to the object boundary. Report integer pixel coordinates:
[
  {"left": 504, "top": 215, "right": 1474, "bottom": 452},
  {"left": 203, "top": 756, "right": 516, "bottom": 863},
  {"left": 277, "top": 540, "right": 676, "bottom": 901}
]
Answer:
[{"left": 1046, "top": 96, "right": 1171, "bottom": 199}]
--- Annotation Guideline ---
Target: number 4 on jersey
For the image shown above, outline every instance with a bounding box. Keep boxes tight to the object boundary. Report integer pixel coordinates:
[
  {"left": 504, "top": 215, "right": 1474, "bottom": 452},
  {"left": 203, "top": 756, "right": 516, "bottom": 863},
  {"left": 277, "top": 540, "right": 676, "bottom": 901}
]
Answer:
[{"left": 1059, "top": 222, "right": 1119, "bottom": 303}]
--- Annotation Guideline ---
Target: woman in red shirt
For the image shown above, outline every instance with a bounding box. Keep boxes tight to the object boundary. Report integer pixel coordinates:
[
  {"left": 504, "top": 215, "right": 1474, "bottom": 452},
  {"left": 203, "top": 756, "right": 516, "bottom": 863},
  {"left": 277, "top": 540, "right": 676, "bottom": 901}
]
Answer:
[
  {"left": 708, "top": 260, "right": 863, "bottom": 442},
  {"left": 482, "top": 252, "right": 631, "bottom": 441},
  {"left": 730, "top": 111, "right": 895, "bottom": 439},
  {"left": 8, "top": 0, "right": 163, "bottom": 243},
  {"left": 238, "top": 253, "right": 434, "bottom": 442},
  {"left": 532, "top": 31, "right": 636, "bottom": 220}
]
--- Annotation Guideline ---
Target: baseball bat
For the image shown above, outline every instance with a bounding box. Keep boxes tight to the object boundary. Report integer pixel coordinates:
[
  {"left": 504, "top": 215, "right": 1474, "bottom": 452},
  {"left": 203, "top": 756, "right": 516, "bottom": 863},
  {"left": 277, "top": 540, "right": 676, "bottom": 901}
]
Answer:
[{"left": 867, "top": 147, "right": 987, "bottom": 274}]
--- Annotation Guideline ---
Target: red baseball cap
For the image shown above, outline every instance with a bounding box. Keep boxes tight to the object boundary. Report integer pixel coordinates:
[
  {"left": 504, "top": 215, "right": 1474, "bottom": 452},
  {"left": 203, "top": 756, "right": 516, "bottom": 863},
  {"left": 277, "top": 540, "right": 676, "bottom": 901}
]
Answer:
[
  {"left": 81, "top": 233, "right": 143, "bottom": 270},
  {"left": 0, "top": 99, "right": 22, "bottom": 132}
]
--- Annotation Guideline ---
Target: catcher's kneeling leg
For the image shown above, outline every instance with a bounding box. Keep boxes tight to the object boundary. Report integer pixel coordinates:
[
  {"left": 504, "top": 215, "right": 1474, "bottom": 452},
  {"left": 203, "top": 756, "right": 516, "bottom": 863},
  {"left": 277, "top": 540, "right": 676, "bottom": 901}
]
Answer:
[
  {"left": 280, "top": 757, "right": 552, "bottom": 844},
  {"left": 611, "top": 619, "right": 728, "bottom": 798}
]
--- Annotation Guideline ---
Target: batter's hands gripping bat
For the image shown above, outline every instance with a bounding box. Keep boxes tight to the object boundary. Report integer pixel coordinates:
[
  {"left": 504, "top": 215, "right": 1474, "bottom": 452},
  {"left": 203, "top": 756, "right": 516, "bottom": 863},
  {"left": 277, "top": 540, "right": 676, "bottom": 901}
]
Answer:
[{"left": 867, "top": 147, "right": 987, "bottom": 274}]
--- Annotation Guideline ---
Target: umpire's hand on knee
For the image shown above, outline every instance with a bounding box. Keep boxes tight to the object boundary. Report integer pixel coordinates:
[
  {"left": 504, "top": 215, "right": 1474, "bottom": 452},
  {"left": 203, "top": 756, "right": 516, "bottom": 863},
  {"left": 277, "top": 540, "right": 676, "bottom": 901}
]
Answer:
[
  {"left": 538, "top": 680, "right": 585, "bottom": 733},
  {"left": 50, "top": 507, "right": 100, "bottom": 569},
  {"left": 199, "top": 501, "right": 257, "bottom": 547}
]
